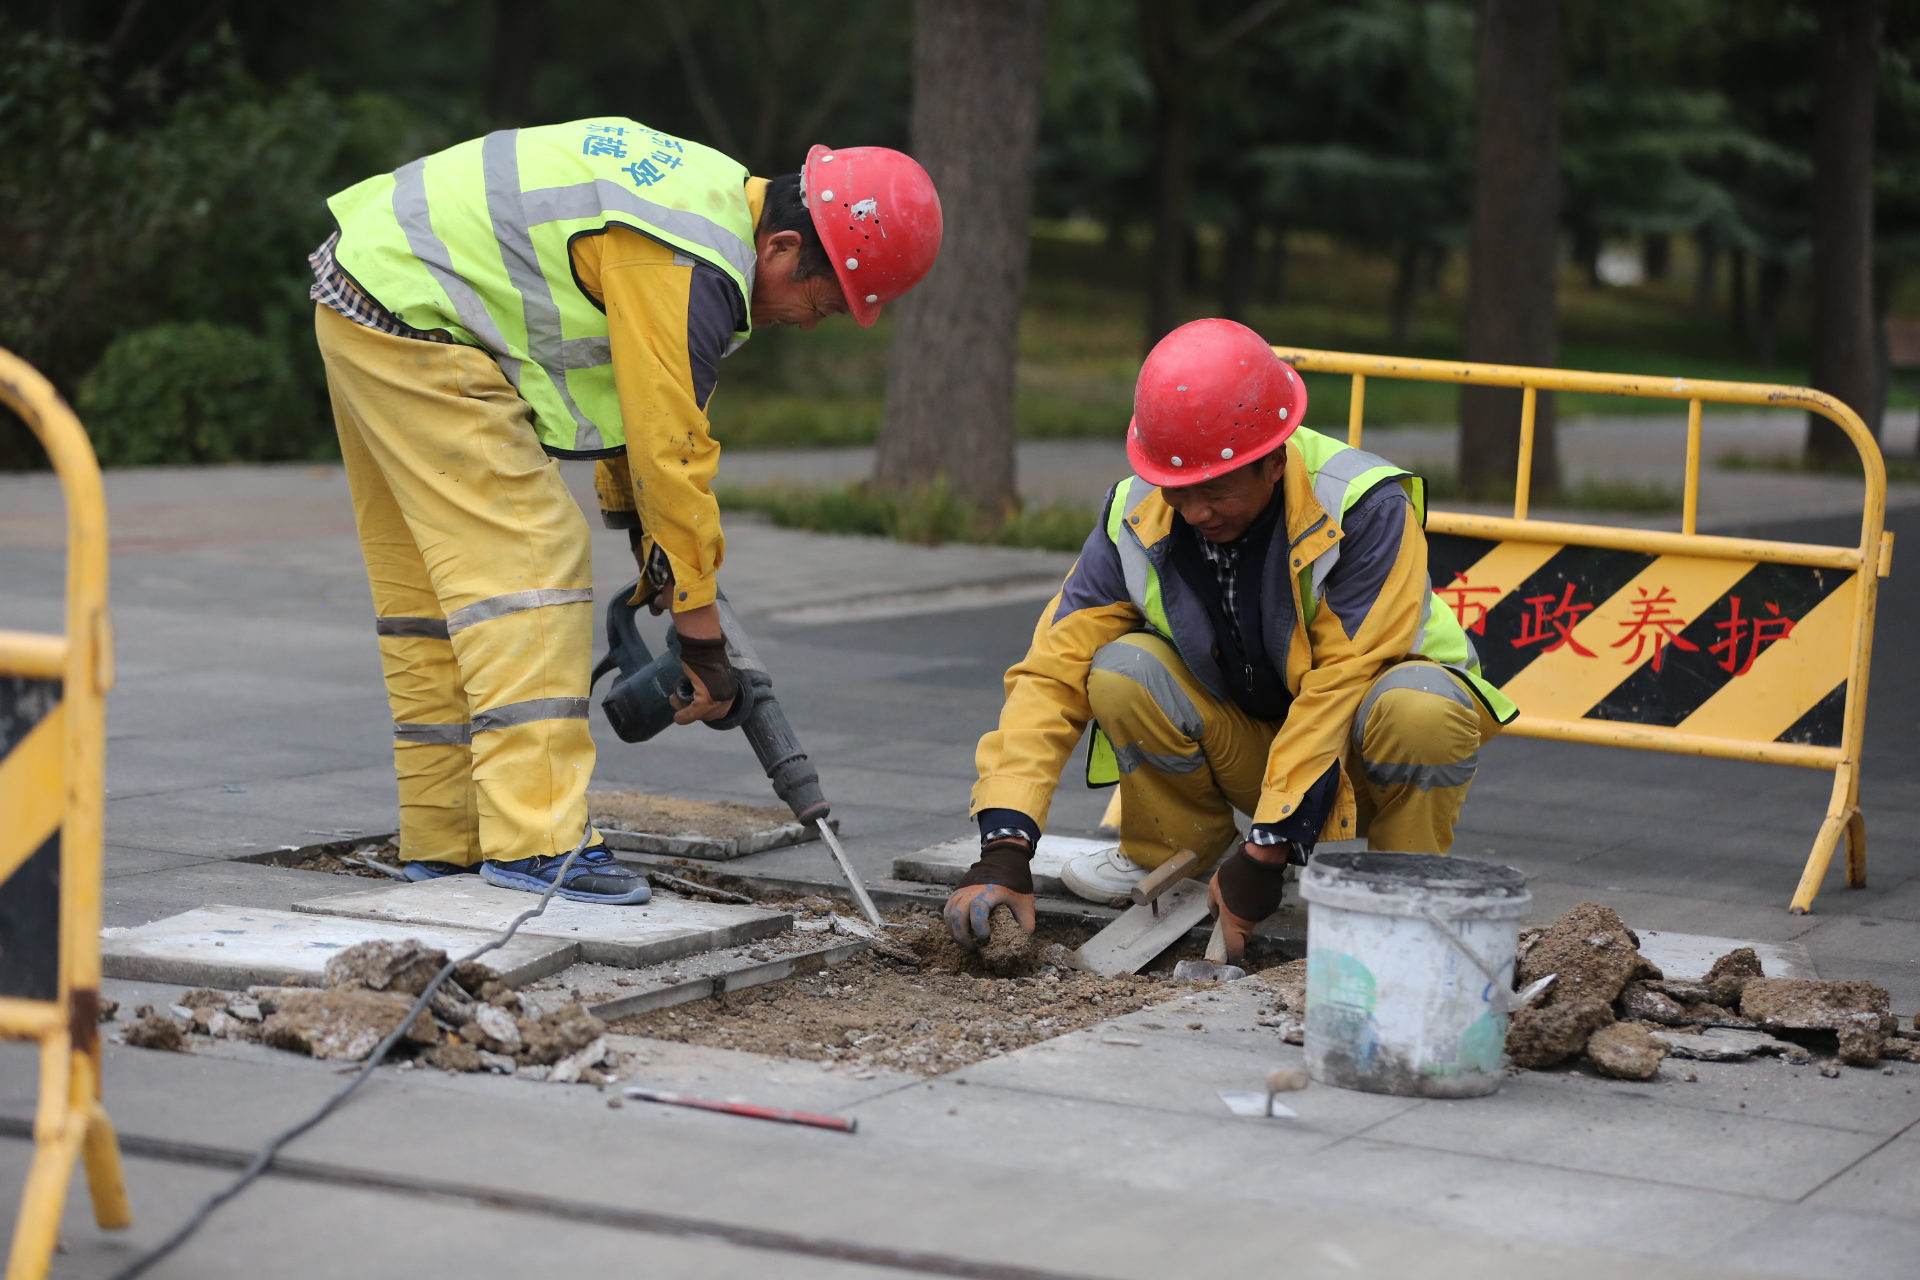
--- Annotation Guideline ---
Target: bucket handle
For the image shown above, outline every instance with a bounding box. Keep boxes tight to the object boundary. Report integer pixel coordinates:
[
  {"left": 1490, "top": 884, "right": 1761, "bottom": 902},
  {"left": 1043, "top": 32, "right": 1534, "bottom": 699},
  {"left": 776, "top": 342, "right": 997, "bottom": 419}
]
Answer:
[{"left": 1418, "top": 907, "right": 1556, "bottom": 1016}]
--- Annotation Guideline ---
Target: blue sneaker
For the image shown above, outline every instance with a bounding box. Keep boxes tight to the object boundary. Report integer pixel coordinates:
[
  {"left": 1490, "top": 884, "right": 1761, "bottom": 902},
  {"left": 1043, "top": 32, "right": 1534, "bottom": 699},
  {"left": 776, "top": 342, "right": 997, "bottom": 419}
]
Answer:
[
  {"left": 480, "top": 844, "right": 651, "bottom": 905},
  {"left": 402, "top": 859, "right": 480, "bottom": 882}
]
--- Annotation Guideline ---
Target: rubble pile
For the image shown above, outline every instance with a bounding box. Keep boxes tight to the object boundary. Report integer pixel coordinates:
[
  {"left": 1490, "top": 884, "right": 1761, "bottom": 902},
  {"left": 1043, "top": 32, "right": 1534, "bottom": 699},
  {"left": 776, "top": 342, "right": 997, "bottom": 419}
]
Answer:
[
  {"left": 1251, "top": 959, "right": 1308, "bottom": 1043},
  {"left": 112, "top": 938, "right": 615, "bottom": 1083},
  {"left": 1503, "top": 904, "right": 1919, "bottom": 1078}
]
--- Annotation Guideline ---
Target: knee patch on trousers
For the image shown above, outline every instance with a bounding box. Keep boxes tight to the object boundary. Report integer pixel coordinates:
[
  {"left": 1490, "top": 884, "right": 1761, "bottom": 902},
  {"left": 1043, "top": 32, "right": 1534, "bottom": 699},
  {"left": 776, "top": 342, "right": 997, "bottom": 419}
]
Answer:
[
  {"left": 1088, "top": 639, "right": 1207, "bottom": 775},
  {"left": 1354, "top": 664, "right": 1481, "bottom": 793}
]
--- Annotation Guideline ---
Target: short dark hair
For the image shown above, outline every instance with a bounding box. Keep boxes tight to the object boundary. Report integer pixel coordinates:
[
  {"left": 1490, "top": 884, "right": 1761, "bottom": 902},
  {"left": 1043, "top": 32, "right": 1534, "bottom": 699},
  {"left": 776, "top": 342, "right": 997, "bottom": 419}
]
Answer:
[{"left": 761, "top": 173, "right": 833, "bottom": 281}]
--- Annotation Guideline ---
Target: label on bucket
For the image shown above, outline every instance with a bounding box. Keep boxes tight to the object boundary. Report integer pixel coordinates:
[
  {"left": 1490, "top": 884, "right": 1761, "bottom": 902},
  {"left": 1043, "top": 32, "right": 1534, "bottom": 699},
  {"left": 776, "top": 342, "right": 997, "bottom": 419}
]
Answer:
[{"left": 1305, "top": 949, "right": 1379, "bottom": 1062}]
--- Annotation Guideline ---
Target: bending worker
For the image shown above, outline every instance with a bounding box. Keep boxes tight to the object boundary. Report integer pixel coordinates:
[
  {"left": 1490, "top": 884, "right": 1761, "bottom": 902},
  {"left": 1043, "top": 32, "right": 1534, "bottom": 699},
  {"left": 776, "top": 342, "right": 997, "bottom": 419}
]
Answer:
[
  {"left": 312, "top": 119, "right": 940, "bottom": 903},
  {"left": 945, "top": 319, "right": 1516, "bottom": 960}
]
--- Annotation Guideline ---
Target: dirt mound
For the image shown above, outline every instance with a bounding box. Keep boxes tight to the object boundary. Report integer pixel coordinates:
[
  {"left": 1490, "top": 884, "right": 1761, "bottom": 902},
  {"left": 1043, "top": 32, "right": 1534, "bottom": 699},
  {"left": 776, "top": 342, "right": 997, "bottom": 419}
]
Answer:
[
  {"left": 1516, "top": 902, "right": 1659, "bottom": 1008},
  {"left": 122, "top": 1011, "right": 187, "bottom": 1052},
  {"left": 1251, "top": 959, "right": 1307, "bottom": 1043},
  {"left": 586, "top": 791, "right": 793, "bottom": 840}
]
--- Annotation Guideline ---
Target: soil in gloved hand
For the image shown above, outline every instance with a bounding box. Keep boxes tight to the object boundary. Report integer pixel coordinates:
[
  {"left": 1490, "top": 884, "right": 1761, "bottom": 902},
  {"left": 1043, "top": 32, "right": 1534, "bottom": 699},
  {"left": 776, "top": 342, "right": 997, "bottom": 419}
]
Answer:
[{"left": 981, "top": 904, "right": 1038, "bottom": 976}]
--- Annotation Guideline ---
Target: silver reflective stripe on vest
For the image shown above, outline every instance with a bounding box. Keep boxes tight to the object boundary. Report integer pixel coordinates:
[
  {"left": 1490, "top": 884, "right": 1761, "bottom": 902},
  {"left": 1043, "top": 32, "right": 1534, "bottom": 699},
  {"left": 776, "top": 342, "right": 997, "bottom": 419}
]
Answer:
[
  {"left": 483, "top": 130, "right": 602, "bottom": 449},
  {"left": 471, "top": 697, "right": 590, "bottom": 733},
  {"left": 1091, "top": 641, "right": 1204, "bottom": 739},
  {"left": 392, "top": 159, "right": 523, "bottom": 387},
  {"left": 445, "top": 587, "right": 593, "bottom": 636},
  {"left": 560, "top": 337, "right": 611, "bottom": 369},
  {"left": 519, "top": 180, "right": 759, "bottom": 283},
  {"left": 1308, "top": 445, "right": 1398, "bottom": 600},
  {"left": 1109, "top": 480, "right": 1159, "bottom": 626},
  {"left": 375, "top": 616, "right": 451, "bottom": 640},
  {"left": 395, "top": 721, "right": 472, "bottom": 745},
  {"left": 1351, "top": 661, "right": 1478, "bottom": 751}
]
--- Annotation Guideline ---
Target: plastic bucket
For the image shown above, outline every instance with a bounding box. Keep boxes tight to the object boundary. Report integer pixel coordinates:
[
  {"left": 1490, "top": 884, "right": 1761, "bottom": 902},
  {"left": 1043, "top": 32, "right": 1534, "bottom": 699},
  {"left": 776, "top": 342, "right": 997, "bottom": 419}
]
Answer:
[{"left": 1299, "top": 852, "right": 1531, "bottom": 1097}]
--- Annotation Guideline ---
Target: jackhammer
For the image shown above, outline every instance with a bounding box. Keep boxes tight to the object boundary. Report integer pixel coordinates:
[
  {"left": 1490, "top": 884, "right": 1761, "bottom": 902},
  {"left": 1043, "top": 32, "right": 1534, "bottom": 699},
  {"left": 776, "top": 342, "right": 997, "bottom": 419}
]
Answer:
[{"left": 589, "top": 570, "right": 885, "bottom": 926}]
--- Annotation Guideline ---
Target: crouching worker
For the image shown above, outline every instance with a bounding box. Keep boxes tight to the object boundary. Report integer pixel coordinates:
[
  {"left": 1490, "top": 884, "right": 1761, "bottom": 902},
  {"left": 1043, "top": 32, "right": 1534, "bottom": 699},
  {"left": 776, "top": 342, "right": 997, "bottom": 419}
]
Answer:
[{"left": 944, "top": 320, "right": 1516, "bottom": 961}]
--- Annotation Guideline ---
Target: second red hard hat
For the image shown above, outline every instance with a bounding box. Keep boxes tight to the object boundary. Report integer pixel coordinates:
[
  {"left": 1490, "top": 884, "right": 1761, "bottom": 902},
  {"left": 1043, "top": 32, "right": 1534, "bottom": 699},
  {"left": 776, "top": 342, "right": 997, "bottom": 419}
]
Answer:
[
  {"left": 802, "top": 144, "right": 943, "bottom": 328},
  {"left": 1126, "top": 319, "right": 1308, "bottom": 488}
]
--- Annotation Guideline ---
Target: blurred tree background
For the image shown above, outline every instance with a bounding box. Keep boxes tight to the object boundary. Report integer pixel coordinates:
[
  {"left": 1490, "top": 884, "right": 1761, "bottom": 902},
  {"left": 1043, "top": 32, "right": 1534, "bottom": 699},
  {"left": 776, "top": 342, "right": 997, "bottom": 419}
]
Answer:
[{"left": 3, "top": 0, "right": 1918, "bottom": 479}]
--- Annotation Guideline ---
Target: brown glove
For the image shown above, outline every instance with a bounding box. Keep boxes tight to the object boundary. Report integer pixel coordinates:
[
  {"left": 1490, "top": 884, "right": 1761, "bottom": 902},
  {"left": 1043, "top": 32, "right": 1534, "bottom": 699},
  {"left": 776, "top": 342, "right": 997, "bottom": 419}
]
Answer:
[
  {"left": 944, "top": 839, "right": 1037, "bottom": 948},
  {"left": 1206, "top": 844, "right": 1289, "bottom": 965},
  {"left": 675, "top": 634, "right": 739, "bottom": 706}
]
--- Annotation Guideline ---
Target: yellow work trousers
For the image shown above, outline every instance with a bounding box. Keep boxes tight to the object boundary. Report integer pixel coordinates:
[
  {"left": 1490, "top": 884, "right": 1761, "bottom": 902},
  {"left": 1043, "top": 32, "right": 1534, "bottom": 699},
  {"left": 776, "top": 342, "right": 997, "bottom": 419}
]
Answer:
[
  {"left": 316, "top": 305, "right": 598, "bottom": 866},
  {"left": 1086, "top": 634, "right": 1489, "bottom": 871}
]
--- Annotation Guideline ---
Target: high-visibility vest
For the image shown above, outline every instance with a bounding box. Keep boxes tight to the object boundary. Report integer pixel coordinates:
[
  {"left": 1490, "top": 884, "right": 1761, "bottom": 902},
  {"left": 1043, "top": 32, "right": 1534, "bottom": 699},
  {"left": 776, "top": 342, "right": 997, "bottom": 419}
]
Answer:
[
  {"left": 327, "top": 118, "right": 755, "bottom": 457},
  {"left": 1095, "top": 428, "right": 1519, "bottom": 750}
]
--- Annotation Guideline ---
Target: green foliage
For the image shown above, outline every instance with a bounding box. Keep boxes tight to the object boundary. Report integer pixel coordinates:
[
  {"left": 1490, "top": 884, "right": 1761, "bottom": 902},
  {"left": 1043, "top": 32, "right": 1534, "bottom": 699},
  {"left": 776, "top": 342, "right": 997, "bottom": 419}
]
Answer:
[
  {"left": 717, "top": 482, "right": 1096, "bottom": 552},
  {"left": 77, "top": 321, "right": 322, "bottom": 466}
]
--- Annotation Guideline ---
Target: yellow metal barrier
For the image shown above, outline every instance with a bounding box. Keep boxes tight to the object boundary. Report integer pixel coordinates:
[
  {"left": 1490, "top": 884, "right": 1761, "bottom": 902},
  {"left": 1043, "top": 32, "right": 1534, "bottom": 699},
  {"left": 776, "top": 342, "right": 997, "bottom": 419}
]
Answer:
[
  {"left": 0, "top": 348, "right": 130, "bottom": 1278},
  {"left": 1273, "top": 347, "right": 1889, "bottom": 915}
]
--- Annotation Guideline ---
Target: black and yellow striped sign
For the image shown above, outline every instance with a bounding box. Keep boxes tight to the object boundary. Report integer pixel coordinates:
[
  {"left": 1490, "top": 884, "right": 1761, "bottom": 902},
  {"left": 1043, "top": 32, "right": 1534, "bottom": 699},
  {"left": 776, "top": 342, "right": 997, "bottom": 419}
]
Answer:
[
  {"left": 1429, "top": 533, "right": 1852, "bottom": 749},
  {"left": 0, "top": 674, "right": 63, "bottom": 1003}
]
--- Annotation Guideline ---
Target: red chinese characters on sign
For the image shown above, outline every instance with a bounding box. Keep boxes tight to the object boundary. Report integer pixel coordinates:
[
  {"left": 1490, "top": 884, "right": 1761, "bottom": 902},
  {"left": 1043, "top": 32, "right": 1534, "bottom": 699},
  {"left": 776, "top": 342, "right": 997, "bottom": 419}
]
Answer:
[
  {"left": 1512, "top": 583, "right": 1597, "bottom": 657},
  {"left": 1611, "top": 587, "right": 1699, "bottom": 671},
  {"left": 1438, "top": 573, "right": 1501, "bottom": 636},
  {"left": 1709, "top": 597, "right": 1795, "bottom": 676}
]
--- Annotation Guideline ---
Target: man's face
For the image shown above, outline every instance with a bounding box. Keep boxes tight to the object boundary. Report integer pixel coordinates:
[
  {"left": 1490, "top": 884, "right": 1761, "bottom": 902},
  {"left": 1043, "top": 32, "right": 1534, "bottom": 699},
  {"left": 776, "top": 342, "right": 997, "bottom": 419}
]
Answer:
[
  {"left": 750, "top": 229, "right": 849, "bottom": 331},
  {"left": 1160, "top": 451, "right": 1285, "bottom": 543}
]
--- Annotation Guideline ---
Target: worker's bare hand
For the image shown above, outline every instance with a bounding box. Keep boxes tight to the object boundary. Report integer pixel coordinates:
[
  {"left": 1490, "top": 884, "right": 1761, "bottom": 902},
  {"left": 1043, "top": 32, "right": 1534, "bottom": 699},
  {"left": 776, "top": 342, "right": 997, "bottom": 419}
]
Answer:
[
  {"left": 943, "top": 883, "right": 1036, "bottom": 949},
  {"left": 669, "top": 666, "right": 735, "bottom": 724}
]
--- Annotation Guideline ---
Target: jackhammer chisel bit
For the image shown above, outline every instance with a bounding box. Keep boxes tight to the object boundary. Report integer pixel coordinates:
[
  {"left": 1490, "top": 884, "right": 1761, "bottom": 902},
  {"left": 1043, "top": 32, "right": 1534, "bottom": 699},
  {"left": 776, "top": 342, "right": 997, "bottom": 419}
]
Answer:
[{"left": 592, "top": 576, "right": 883, "bottom": 926}]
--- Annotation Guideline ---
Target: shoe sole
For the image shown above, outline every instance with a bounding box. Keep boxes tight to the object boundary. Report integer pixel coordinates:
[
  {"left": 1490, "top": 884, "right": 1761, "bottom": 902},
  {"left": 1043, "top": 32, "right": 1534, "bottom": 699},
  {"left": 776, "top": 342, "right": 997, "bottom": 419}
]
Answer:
[
  {"left": 479, "top": 863, "right": 652, "bottom": 905},
  {"left": 402, "top": 865, "right": 480, "bottom": 882}
]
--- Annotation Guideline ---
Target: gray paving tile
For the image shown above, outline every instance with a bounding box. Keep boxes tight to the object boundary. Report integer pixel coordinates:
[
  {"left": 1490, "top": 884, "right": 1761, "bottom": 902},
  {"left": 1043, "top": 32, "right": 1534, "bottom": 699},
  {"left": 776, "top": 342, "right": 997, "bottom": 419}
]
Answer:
[{"left": 1803, "top": 1129, "right": 1920, "bottom": 1219}]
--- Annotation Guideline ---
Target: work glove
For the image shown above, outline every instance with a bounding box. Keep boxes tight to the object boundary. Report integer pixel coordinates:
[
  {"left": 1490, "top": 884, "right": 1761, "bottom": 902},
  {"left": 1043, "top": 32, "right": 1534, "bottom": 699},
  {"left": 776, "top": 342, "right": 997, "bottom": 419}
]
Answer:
[
  {"left": 944, "top": 838, "right": 1037, "bottom": 949},
  {"left": 1206, "top": 844, "right": 1290, "bottom": 966},
  {"left": 673, "top": 634, "right": 740, "bottom": 709}
]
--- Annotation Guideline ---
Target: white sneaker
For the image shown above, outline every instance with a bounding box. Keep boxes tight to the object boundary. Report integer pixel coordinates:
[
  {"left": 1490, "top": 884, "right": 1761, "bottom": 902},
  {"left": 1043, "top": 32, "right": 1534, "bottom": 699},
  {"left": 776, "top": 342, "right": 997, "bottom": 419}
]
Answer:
[{"left": 1060, "top": 845, "right": 1153, "bottom": 905}]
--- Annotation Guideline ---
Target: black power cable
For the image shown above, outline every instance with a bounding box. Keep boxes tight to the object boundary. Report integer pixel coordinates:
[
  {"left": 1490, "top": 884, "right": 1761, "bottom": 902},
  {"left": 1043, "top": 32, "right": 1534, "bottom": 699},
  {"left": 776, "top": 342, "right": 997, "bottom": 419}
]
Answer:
[{"left": 109, "top": 838, "right": 590, "bottom": 1279}]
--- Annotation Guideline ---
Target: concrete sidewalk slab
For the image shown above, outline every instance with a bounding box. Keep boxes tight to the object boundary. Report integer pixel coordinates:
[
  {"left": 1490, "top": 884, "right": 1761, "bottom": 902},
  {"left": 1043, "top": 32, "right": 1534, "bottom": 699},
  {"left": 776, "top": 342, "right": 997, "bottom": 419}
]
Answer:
[
  {"left": 1633, "top": 929, "right": 1817, "bottom": 980},
  {"left": 291, "top": 879, "right": 791, "bottom": 968},
  {"left": 100, "top": 904, "right": 576, "bottom": 989},
  {"left": 891, "top": 833, "right": 1113, "bottom": 896}
]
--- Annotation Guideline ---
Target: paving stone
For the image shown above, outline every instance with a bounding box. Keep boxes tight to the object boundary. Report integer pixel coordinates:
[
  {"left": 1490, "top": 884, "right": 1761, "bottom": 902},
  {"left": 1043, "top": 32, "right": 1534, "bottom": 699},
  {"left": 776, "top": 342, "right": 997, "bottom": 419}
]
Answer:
[
  {"left": 891, "top": 834, "right": 1115, "bottom": 897},
  {"left": 1632, "top": 929, "right": 1817, "bottom": 980},
  {"left": 291, "top": 879, "right": 790, "bottom": 968},
  {"left": 100, "top": 905, "right": 575, "bottom": 989}
]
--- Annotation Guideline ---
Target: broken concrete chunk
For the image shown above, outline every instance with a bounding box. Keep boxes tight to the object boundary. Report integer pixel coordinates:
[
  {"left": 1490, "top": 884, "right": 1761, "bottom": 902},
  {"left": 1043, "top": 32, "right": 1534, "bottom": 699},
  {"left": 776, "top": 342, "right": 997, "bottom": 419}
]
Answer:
[
  {"left": 548, "top": 1035, "right": 609, "bottom": 1084},
  {"left": 1741, "top": 978, "right": 1894, "bottom": 1066},
  {"left": 515, "top": 1004, "right": 606, "bottom": 1066},
  {"left": 260, "top": 989, "right": 438, "bottom": 1062},
  {"left": 324, "top": 938, "right": 447, "bottom": 995},
  {"left": 1648, "top": 1026, "right": 1810, "bottom": 1063},
  {"left": 1506, "top": 997, "right": 1614, "bottom": 1068},
  {"left": 1585, "top": 1021, "right": 1665, "bottom": 1079},
  {"left": 471, "top": 1003, "right": 522, "bottom": 1050},
  {"left": 1516, "top": 903, "right": 1660, "bottom": 1009},
  {"left": 1619, "top": 982, "right": 1691, "bottom": 1026},
  {"left": 429, "top": 1042, "right": 485, "bottom": 1074},
  {"left": 122, "top": 1013, "right": 188, "bottom": 1053},
  {"left": 1703, "top": 947, "right": 1765, "bottom": 1006},
  {"left": 176, "top": 988, "right": 230, "bottom": 1011}
]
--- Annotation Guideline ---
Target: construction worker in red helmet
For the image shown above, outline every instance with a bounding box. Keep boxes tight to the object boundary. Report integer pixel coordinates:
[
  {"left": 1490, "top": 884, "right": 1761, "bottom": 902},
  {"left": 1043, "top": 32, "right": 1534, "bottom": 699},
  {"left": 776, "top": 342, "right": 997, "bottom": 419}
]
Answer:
[
  {"left": 313, "top": 122, "right": 940, "bottom": 904},
  {"left": 946, "top": 319, "right": 1518, "bottom": 960}
]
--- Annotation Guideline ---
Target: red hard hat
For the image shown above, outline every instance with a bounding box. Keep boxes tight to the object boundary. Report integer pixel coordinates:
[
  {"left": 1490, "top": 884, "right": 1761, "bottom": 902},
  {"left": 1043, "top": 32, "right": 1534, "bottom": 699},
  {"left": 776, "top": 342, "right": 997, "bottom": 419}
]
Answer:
[
  {"left": 802, "top": 144, "right": 943, "bottom": 328},
  {"left": 1126, "top": 319, "right": 1307, "bottom": 488}
]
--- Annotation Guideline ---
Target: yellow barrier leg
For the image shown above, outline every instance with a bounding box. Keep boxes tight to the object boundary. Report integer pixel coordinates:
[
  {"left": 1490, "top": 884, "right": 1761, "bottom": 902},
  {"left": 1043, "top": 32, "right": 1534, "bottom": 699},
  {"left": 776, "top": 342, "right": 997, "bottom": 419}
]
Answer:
[
  {"left": 78, "top": 1047, "right": 130, "bottom": 1231},
  {"left": 1844, "top": 808, "right": 1868, "bottom": 891},
  {"left": 7, "top": 1038, "right": 80, "bottom": 1280},
  {"left": 1790, "top": 763, "right": 1858, "bottom": 914}
]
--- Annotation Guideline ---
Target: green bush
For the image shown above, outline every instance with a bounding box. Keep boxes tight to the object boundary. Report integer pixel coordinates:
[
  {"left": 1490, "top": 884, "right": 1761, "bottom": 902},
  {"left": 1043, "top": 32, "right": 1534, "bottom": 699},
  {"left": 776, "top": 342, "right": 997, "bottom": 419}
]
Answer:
[
  {"left": 717, "top": 480, "right": 1097, "bottom": 551},
  {"left": 78, "top": 322, "right": 322, "bottom": 466}
]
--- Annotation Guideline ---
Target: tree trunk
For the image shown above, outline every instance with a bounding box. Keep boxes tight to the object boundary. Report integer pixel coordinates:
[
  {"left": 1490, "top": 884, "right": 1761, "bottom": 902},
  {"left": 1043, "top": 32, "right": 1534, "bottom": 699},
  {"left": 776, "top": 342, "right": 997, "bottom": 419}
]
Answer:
[
  {"left": 486, "top": 0, "right": 548, "bottom": 125},
  {"left": 1728, "top": 246, "right": 1749, "bottom": 344},
  {"left": 1390, "top": 242, "right": 1420, "bottom": 346},
  {"left": 874, "top": 0, "right": 1049, "bottom": 513},
  {"left": 1141, "top": 0, "right": 1193, "bottom": 351},
  {"left": 1692, "top": 231, "right": 1718, "bottom": 315},
  {"left": 1806, "top": 0, "right": 1884, "bottom": 467},
  {"left": 1459, "top": 0, "right": 1561, "bottom": 500},
  {"left": 1754, "top": 257, "right": 1789, "bottom": 367},
  {"left": 1642, "top": 232, "right": 1670, "bottom": 281}
]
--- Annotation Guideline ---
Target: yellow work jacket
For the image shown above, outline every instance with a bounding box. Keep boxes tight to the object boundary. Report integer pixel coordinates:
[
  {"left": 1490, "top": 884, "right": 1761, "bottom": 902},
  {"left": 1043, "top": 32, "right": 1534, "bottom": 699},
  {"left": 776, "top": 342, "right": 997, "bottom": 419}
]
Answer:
[
  {"left": 972, "top": 448, "right": 1445, "bottom": 839},
  {"left": 588, "top": 177, "right": 769, "bottom": 612}
]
